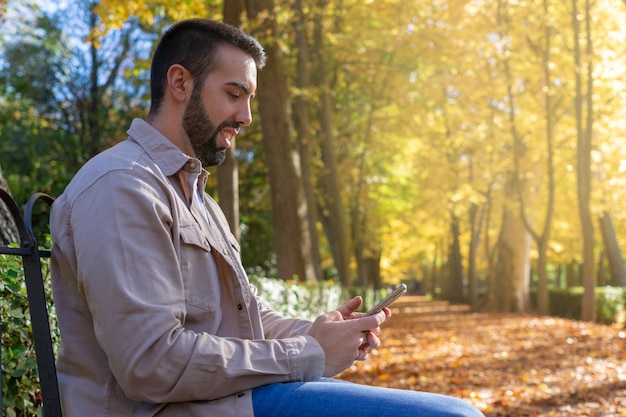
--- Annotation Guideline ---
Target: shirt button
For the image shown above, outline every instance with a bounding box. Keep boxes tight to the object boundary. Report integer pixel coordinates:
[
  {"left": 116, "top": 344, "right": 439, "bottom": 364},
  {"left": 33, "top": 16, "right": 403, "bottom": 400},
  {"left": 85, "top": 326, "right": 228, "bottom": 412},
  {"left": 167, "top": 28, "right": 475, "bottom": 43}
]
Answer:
[{"left": 237, "top": 304, "right": 243, "bottom": 311}]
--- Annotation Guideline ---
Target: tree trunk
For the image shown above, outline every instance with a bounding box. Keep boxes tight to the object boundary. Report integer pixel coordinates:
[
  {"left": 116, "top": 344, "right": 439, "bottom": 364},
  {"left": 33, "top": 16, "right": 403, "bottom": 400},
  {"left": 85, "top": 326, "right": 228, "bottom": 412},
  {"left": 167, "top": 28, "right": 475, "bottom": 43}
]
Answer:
[
  {"left": 467, "top": 203, "right": 479, "bottom": 306},
  {"left": 292, "top": 0, "right": 323, "bottom": 281},
  {"left": 216, "top": 142, "right": 240, "bottom": 241},
  {"left": 486, "top": 207, "right": 531, "bottom": 313},
  {"left": 246, "top": 0, "right": 316, "bottom": 282},
  {"left": 0, "top": 165, "right": 19, "bottom": 245},
  {"left": 467, "top": 150, "right": 488, "bottom": 306},
  {"left": 355, "top": 239, "right": 382, "bottom": 290},
  {"left": 87, "top": 9, "right": 102, "bottom": 158},
  {"left": 311, "top": 5, "right": 351, "bottom": 286},
  {"left": 533, "top": 0, "right": 557, "bottom": 316},
  {"left": 555, "top": 264, "right": 563, "bottom": 288},
  {"left": 217, "top": 0, "right": 246, "bottom": 242},
  {"left": 573, "top": 0, "right": 595, "bottom": 321},
  {"left": 597, "top": 251, "right": 607, "bottom": 287},
  {"left": 423, "top": 251, "right": 440, "bottom": 296},
  {"left": 599, "top": 212, "right": 626, "bottom": 286},
  {"left": 567, "top": 261, "right": 578, "bottom": 288},
  {"left": 445, "top": 214, "right": 465, "bottom": 303},
  {"left": 84, "top": 9, "right": 132, "bottom": 159},
  {"left": 421, "top": 264, "right": 431, "bottom": 296},
  {"left": 535, "top": 241, "right": 550, "bottom": 314},
  {"left": 499, "top": 0, "right": 556, "bottom": 316}
]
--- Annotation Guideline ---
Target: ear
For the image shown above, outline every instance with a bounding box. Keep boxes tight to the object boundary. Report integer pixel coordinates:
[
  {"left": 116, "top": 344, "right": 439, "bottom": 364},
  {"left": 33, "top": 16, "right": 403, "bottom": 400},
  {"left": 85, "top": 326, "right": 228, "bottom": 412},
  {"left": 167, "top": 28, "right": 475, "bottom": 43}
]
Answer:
[{"left": 167, "top": 64, "right": 192, "bottom": 103}]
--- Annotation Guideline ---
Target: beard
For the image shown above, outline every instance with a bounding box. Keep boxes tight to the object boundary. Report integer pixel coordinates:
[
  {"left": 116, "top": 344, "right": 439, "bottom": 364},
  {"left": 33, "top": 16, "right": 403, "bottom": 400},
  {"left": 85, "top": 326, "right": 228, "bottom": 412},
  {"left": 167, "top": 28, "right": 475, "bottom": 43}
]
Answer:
[{"left": 182, "top": 88, "right": 232, "bottom": 167}]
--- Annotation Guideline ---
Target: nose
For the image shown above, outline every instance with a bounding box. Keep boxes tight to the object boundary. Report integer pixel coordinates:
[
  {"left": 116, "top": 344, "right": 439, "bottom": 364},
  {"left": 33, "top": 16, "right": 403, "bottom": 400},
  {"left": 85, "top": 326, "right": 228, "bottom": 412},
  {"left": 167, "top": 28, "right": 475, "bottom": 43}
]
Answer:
[{"left": 236, "top": 101, "right": 253, "bottom": 127}]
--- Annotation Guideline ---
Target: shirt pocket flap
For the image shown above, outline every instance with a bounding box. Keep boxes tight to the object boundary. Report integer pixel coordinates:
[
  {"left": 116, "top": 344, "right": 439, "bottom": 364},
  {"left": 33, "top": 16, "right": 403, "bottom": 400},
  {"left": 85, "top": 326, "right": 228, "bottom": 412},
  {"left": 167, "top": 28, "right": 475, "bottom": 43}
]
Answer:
[{"left": 179, "top": 224, "right": 212, "bottom": 252}]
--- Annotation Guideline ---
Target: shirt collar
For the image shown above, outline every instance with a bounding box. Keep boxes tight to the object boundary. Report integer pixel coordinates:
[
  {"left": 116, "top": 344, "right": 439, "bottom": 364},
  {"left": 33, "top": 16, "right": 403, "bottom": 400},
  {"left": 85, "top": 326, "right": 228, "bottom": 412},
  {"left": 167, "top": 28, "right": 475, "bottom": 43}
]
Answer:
[
  {"left": 126, "top": 118, "right": 209, "bottom": 203},
  {"left": 126, "top": 118, "right": 202, "bottom": 177}
]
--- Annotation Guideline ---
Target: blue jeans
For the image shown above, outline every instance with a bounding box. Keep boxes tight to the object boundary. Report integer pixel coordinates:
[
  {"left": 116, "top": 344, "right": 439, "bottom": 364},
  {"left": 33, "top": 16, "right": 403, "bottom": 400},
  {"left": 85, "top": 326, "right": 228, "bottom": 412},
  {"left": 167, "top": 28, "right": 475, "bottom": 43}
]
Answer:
[{"left": 252, "top": 379, "right": 484, "bottom": 417}]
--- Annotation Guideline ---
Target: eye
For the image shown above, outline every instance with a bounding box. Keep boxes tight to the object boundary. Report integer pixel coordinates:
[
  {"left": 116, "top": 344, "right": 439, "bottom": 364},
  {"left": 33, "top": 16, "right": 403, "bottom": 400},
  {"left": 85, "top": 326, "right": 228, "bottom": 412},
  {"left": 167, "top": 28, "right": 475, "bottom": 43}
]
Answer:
[{"left": 228, "top": 91, "right": 240, "bottom": 100}]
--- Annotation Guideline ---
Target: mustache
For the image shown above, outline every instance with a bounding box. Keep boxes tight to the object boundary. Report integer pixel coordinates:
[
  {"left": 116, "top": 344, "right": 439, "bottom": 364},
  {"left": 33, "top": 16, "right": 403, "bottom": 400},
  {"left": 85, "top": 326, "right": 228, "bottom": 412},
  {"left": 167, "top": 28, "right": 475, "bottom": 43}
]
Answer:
[
  {"left": 217, "top": 120, "right": 241, "bottom": 133},
  {"left": 210, "top": 121, "right": 241, "bottom": 151}
]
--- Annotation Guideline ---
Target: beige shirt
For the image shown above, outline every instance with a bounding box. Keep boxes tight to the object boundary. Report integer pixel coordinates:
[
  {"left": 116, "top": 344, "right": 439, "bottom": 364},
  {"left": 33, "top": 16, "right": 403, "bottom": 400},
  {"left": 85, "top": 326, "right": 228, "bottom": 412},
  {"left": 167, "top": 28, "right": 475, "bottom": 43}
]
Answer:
[{"left": 50, "top": 119, "right": 325, "bottom": 416}]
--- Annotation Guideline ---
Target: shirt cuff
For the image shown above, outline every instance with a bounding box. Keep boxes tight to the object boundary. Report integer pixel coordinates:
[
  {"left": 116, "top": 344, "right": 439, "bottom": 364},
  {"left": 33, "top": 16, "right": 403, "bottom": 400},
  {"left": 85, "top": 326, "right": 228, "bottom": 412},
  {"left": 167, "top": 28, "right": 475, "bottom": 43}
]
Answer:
[{"left": 287, "top": 335, "right": 325, "bottom": 382}]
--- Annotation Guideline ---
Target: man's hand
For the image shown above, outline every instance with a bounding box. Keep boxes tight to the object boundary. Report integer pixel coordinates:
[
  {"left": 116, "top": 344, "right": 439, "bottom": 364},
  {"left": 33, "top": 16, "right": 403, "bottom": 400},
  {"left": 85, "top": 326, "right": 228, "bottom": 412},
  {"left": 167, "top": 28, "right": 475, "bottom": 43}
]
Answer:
[{"left": 306, "top": 296, "right": 390, "bottom": 377}]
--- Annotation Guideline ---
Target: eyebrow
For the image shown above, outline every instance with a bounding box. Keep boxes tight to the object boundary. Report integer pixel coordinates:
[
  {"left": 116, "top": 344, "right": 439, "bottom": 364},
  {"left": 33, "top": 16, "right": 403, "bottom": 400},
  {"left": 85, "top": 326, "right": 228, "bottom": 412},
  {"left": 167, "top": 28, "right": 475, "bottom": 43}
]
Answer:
[{"left": 227, "top": 81, "right": 252, "bottom": 95}]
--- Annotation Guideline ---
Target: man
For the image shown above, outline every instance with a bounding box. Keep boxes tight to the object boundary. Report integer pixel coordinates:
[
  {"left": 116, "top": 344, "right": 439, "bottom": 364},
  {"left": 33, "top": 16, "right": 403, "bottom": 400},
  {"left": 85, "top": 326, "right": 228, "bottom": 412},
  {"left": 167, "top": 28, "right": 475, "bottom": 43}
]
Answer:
[{"left": 50, "top": 18, "right": 483, "bottom": 417}]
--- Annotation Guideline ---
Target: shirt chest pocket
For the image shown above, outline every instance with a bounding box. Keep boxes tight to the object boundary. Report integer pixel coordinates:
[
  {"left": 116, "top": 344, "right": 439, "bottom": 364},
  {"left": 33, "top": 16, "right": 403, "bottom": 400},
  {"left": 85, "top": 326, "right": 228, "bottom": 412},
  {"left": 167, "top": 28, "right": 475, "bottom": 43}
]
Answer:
[{"left": 178, "top": 224, "right": 221, "bottom": 315}]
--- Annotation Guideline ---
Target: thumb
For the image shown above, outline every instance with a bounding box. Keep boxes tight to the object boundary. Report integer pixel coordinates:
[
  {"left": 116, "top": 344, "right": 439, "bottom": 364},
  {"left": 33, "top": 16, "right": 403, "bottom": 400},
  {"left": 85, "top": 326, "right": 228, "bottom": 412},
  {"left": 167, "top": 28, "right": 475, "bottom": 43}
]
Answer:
[{"left": 337, "top": 296, "right": 363, "bottom": 318}]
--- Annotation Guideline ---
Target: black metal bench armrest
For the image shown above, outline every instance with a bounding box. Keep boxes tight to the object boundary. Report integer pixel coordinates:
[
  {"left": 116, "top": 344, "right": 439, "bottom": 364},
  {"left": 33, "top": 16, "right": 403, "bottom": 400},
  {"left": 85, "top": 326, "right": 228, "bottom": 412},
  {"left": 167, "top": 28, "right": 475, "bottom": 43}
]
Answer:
[{"left": 0, "top": 189, "right": 63, "bottom": 417}]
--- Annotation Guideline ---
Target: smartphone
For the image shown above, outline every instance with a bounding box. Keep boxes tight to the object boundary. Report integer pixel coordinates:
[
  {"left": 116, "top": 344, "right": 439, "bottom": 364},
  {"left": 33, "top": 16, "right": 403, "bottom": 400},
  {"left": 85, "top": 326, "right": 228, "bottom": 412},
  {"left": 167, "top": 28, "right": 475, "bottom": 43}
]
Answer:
[{"left": 363, "top": 284, "right": 407, "bottom": 317}]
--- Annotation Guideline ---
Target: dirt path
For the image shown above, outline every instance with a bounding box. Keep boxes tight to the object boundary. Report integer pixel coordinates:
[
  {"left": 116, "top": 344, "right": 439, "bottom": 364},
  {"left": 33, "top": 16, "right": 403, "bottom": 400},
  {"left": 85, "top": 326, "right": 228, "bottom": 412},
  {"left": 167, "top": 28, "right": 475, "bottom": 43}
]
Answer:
[{"left": 338, "top": 296, "right": 626, "bottom": 416}]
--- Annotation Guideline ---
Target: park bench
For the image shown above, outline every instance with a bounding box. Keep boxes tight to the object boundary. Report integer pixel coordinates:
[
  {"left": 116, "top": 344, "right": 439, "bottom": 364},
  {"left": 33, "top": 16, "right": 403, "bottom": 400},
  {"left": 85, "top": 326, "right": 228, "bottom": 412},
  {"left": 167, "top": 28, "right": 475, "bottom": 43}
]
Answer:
[{"left": 0, "top": 189, "right": 62, "bottom": 417}]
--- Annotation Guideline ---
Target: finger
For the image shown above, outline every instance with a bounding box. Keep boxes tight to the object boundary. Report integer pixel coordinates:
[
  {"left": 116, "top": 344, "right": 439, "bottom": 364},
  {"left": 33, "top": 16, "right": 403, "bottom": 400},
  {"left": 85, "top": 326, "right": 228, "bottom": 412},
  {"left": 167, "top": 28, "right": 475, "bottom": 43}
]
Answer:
[
  {"left": 366, "top": 330, "right": 380, "bottom": 349},
  {"left": 356, "top": 310, "right": 387, "bottom": 331},
  {"left": 324, "top": 310, "right": 345, "bottom": 322},
  {"left": 337, "top": 296, "right": 363, "bottom": 318},
  {"left": 368, "top": 325, "right": 382, "bottom": 335},
  {"left": 356, "top": 345, "right": 369, "bottom": 361},
  {"left": 350, "top": 306, "right": 392, "bottom": 321}
]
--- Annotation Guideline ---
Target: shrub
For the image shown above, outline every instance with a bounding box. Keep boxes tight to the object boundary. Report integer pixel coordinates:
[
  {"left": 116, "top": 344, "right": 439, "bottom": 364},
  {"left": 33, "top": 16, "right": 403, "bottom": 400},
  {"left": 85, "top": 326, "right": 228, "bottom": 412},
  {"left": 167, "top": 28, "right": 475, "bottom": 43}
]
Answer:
[
  {"left": 1, "top": 254, "right": 47, "bottom": 416},
  {"left": 249, "top": 276, "right": 387, "bottom": 321},
  {"left": 535, "top": 286, "right": 626, "bottom": 324},
  {"left": 596, "top": 286, "right": 626, "bottom": 324}
]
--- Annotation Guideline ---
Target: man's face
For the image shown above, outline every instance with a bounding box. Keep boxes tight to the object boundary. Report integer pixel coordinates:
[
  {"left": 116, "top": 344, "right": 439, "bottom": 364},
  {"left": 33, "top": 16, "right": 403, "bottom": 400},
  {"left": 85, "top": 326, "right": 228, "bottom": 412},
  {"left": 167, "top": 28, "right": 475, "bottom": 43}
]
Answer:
[{"left": 182, "top": 45, "right": 258, "bottom": 167}]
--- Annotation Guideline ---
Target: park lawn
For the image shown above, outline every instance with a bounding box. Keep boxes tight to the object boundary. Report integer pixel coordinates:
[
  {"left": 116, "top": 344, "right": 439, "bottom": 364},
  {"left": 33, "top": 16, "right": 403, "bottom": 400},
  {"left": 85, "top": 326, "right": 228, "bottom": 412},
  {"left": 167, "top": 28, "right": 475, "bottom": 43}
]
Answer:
[{"left": 338, "top": 296, "right": 626, "bottom": 417}]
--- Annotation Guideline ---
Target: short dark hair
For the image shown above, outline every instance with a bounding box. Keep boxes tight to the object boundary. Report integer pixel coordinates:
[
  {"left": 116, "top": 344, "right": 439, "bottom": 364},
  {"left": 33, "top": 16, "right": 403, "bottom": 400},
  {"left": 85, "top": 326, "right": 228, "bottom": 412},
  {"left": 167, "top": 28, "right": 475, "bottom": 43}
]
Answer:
[{"left": 149, "top": 18, "right": 266, "bottom": 115}]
